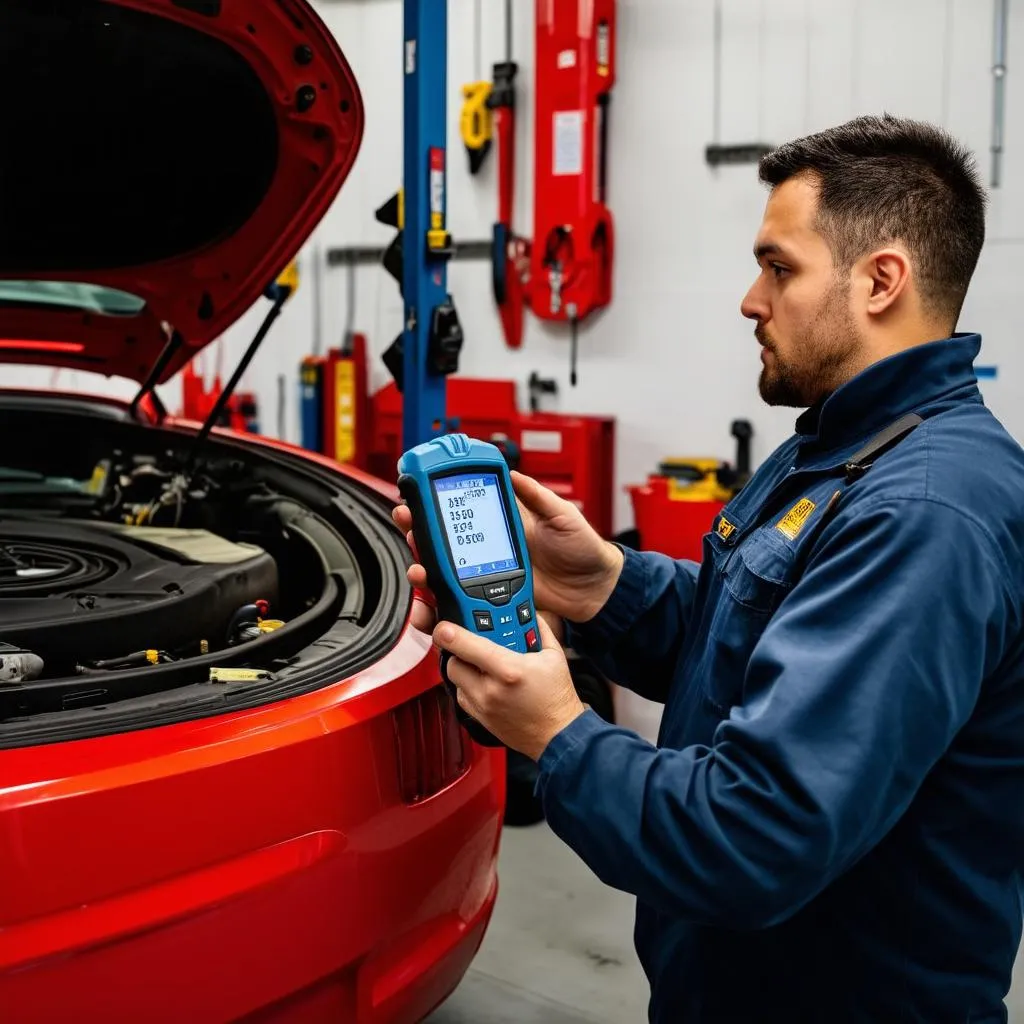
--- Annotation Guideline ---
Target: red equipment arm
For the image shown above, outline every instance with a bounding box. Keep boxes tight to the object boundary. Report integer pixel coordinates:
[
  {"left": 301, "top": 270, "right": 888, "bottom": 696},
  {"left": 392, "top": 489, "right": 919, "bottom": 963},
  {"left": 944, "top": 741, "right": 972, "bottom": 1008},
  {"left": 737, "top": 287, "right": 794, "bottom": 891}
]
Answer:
[{"left": 529, "top": 0, "right": 616, "bottom": 326}]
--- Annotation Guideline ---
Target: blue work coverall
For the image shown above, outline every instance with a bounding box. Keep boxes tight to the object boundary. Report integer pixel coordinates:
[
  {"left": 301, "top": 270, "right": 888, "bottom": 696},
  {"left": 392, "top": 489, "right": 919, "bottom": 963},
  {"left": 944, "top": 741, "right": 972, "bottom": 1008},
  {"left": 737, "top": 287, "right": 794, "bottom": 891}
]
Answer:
[{"left": 538, "top": 334, "right": 1024, "bottom": 1022}]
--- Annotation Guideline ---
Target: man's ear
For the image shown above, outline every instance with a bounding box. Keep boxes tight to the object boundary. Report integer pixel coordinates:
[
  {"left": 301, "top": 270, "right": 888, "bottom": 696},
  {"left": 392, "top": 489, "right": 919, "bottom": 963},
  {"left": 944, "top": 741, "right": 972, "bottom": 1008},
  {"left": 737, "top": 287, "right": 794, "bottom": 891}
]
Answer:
[{"left": 860, "top": 248, "right": 912, "bottom": 316}]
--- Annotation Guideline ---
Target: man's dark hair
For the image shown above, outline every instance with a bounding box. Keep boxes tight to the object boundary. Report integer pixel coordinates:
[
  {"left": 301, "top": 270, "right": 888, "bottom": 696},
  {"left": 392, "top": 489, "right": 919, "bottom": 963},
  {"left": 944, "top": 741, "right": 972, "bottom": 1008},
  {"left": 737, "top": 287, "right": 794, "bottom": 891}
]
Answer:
[{"left": 758, "top": 114, "right": 987, "bottom": 327}]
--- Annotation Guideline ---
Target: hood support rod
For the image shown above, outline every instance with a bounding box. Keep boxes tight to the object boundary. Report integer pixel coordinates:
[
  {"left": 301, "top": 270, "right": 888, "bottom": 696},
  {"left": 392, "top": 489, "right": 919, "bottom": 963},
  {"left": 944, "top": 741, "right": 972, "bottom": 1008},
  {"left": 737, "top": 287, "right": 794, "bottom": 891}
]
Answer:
[
  {"left": 185, "top": 286, "right": 290, "bottom": 475},
  {"left": 128, "top": 330, "right": 184, "bottom": 422}
]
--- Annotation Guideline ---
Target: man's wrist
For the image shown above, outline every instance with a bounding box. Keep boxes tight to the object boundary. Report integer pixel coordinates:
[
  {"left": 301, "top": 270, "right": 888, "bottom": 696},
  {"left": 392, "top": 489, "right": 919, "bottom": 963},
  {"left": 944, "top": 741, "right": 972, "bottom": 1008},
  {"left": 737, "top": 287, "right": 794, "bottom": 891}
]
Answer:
[
  {"left": 564, "top": 544, "right": 648, "bottom": 649},
  {"left": 526, "top": 699, "right": 589, "bottom": 762},
  {"left": 576, "top": 542, "right": 626, "bottom": 622}
]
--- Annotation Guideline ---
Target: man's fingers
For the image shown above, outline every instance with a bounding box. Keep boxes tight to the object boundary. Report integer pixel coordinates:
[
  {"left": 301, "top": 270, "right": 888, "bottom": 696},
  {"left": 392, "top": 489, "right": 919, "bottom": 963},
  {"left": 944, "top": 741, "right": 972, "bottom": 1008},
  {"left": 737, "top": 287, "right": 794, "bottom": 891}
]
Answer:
[
  {"left": 453, "top": 677, "right": 489, "bottom": 722},
  {"left": 403, "top": 530, "right": 424, "bottom": 563},
  {"left": 535, "top": 611, "right": 562, "bottom": 650},
  {"left": 433, "top": 621, "right": 520, "bottom": 683},
  {"left": 392, "top": 507, "right": 421, "bottom": 555},
  {"left": 510, "top": 471, "right": 571, "bottom": 521},
  {"left": 410, "top": 596, "right": 436, "bottom": 633},
  {"left": 407, "top": 563, "right": 428, "bottom": 589},
  {"left": 538, "top": 610, "right": 566, "bottom": 647},
  {"left": 445, "top": 650, "right": 486, "bottom": 692}
]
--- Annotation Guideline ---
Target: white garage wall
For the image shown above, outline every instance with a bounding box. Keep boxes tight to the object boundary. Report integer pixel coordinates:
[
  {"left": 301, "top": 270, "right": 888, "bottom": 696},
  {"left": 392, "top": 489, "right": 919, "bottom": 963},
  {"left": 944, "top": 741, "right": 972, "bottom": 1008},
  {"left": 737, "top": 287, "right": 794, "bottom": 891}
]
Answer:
[{"left": 6, "top": 0, "right": 1023, "bottom": 534}]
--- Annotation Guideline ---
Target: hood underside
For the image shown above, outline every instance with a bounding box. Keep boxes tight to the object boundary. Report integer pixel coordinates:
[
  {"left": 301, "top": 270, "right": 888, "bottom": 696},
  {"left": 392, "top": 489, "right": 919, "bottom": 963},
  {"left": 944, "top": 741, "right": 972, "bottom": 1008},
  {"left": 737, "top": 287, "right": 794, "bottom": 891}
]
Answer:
[{"left": 0, "top": 0, "right": 364, "bottom": 383}]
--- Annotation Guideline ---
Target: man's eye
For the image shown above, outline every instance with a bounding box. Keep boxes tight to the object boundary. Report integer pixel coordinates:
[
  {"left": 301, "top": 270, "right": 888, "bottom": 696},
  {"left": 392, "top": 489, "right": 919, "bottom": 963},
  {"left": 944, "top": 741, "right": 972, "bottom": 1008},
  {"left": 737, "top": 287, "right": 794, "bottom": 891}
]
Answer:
[{"left": 770, "top": 263, "right": 789, "bottom": 278}]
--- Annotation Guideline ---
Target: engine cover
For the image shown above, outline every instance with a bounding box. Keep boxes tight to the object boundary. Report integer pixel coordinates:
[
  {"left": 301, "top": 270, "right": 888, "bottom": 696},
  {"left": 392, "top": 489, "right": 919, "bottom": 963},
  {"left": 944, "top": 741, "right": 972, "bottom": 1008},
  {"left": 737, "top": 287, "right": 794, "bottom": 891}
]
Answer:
[{"left": 0, "top": 521, "right": 279, "bottom": 669}]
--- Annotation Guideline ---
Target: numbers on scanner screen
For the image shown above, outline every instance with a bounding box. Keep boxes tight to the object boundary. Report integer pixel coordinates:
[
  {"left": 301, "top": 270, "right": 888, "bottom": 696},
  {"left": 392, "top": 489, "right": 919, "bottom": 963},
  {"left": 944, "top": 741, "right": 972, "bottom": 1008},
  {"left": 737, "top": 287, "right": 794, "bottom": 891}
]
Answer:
[
  {"left": 448, "top": 496, "right": 487, "bottom": 545},
  {"left": 447, "top": 489, "right": 485, "bottom": 508}
]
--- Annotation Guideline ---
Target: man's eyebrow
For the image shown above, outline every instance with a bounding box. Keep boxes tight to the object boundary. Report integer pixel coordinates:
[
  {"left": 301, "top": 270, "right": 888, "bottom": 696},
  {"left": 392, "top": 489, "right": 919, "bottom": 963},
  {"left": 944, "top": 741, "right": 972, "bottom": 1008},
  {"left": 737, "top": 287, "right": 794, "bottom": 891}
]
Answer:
[{"left": 754, "top": 242, "right": 786, "bottom": 261}]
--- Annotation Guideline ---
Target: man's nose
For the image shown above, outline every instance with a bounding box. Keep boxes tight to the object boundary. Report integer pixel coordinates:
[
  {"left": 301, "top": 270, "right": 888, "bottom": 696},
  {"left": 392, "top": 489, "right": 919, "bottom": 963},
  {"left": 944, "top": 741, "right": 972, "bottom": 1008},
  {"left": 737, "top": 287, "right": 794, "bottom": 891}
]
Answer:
[{"left": 741, "top": 277, "right": 768, "bottom": 322}]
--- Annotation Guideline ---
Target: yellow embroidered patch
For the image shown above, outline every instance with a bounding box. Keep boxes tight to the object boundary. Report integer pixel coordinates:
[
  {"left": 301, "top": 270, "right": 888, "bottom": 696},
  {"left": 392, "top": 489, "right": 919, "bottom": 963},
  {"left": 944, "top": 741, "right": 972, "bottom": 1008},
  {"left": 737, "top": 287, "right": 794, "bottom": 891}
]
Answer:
[
  {"left": 716, "top": 516, "right": 736, "bottom": 540},
  {"left": 776, "top": 498, "right": 816, "bottom": 540}
]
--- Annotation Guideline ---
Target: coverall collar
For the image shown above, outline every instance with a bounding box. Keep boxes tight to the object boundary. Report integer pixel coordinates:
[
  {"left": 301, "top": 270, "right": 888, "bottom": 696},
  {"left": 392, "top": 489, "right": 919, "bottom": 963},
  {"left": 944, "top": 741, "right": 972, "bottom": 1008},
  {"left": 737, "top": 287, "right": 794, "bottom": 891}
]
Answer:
[{"left": 795, "top": 332, "right": 984, "bottom": 448}]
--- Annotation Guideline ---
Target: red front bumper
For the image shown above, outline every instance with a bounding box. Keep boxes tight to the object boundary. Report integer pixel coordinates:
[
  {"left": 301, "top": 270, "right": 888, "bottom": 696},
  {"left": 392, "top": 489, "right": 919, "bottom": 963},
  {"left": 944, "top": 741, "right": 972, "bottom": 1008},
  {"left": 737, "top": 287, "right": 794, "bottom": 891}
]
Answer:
[{"left": 0, "top": 627, "right": 505, "bottom": 1023}]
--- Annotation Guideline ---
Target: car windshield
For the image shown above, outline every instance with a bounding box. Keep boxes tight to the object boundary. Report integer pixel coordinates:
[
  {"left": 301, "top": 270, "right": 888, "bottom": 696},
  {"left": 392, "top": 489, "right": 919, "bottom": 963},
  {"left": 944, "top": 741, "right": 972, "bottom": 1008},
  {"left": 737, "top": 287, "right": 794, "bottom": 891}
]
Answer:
[
  {"left": 0, "top": 465, "right": 95, "bottom": 494},
  {"left": 0, "top": 280, "right": 145, "bottom": 316}
]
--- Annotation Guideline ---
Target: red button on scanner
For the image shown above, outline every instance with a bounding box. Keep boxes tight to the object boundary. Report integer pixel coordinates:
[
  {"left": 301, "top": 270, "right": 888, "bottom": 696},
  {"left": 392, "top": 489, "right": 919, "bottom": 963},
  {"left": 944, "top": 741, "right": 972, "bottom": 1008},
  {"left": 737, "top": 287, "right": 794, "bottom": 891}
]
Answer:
[{"left": 525, "top": 627, "right": 539, "bottom": 651}]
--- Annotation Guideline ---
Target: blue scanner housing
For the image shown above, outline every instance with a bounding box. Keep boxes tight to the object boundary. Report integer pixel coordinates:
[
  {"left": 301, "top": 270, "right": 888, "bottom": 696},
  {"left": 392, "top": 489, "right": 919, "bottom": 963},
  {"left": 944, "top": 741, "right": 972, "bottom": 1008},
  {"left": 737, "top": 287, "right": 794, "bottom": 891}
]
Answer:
[{"left": 397, "top": 433, "right": 542, "bottom": 659}]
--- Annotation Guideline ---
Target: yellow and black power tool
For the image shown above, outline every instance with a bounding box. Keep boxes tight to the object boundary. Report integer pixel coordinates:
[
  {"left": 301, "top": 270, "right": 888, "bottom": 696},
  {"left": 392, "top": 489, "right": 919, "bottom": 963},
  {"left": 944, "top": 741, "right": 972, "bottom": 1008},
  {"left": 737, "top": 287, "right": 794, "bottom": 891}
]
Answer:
[{"left": 460, "top": 80, "right": 493, "bottom": 174}]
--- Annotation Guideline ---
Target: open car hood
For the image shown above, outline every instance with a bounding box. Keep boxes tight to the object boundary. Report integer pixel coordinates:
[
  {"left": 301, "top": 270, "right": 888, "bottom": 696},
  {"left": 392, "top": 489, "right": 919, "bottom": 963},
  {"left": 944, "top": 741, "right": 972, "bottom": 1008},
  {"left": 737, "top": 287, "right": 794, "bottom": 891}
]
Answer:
[{"left": 0, "top": 0, "right": 364, "bottom": 384}]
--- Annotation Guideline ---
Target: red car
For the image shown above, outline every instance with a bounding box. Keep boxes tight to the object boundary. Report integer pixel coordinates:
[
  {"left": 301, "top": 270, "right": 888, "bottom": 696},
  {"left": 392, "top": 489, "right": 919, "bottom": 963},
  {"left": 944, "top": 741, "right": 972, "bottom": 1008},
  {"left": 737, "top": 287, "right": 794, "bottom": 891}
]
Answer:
[{"left": 0, "top": 2, "right": 504, "bottom": 1021}]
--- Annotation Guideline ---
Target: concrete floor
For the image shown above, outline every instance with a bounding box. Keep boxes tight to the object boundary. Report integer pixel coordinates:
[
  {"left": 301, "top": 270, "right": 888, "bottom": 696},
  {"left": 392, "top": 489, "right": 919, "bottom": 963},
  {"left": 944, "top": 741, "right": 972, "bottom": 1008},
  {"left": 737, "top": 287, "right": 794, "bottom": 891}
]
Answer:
[
  {"left": 427, "top": 821, "right": 648, "bottom": 1023},
  {"left": 429, "top": 822, "right": 1024, "bottom": 1023},
  {"left": 428, "top": 693, "right": 1024, "bottom": 1023}
]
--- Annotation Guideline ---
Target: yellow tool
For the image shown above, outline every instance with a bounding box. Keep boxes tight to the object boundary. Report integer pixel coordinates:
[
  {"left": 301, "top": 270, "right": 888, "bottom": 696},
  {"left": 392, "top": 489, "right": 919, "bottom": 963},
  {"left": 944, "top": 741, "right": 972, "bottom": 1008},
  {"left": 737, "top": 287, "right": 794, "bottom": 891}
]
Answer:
[
  {"left": 460, "top": 0, "right": 493, "bottom": 175},
  {"left": 659, "top": 458, "right": 735, "bottom": 503},
  {"left": 460, "top": 80, "right": 493, "bottom": 174}
]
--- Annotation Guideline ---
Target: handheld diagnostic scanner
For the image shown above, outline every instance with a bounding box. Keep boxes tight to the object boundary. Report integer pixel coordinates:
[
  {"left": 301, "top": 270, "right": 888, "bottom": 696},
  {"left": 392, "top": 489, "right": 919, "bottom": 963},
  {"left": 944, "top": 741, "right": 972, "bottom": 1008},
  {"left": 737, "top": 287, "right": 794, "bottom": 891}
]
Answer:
[{"left": 397, "top": 433, "right": 541, "bottom": 746}]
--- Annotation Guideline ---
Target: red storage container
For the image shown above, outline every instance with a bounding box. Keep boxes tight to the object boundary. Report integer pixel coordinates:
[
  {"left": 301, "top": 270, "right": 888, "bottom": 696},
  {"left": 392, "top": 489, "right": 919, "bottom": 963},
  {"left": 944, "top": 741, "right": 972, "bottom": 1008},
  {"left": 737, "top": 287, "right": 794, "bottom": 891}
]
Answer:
[
  {"left": 516, "top": 412, "right": 616, "bottom": 540},
  {"left": 368, "top": 378, "right": 616, "bottom": 539},
  {"left": 626, "top": 459, "right": 732, "bottom": 561}
]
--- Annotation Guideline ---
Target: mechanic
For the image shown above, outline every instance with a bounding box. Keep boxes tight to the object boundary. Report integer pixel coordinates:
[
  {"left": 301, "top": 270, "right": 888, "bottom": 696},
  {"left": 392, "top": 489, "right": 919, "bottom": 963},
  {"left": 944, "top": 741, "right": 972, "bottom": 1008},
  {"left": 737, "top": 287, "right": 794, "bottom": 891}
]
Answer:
[{"left": 394, "top": 114, "right": 1024, "bottom": 1023}]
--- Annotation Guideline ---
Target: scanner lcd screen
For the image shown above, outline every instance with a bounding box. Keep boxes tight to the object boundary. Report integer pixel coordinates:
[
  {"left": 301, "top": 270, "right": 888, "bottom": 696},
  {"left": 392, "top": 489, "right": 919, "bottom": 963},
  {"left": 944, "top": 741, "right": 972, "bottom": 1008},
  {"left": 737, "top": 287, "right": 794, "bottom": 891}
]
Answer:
[{"left": 433, "top": 472, "right": 519, "bottom": 580}]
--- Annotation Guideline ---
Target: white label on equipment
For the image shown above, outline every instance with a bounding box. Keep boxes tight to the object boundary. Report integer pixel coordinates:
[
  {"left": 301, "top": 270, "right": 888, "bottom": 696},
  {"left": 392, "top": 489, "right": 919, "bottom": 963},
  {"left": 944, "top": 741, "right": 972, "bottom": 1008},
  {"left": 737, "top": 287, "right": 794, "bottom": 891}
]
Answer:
[
  {"left": 405, "top": 40, "right": 416, "bottom": 74},
  {"left": 597, "top": 23, "right": 610, "bottom": 68},
  {"left": 553, "top": 111, "right": 584, "bottom": 176},
  {"left": 431, "top": 171, "right": 444, "bottom": 213},
  {"left": 521, "top": 430, "right": 564, "bottom": 453},
  {"left": 558, "top": 49, "right": 577, "bottom": 69}
]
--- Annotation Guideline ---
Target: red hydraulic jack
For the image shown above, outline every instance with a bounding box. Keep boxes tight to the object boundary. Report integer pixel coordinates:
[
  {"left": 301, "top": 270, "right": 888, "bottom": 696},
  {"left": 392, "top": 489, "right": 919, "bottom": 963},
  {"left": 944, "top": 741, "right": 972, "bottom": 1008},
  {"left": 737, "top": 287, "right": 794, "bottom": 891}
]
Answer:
[{"left": 491, "top": 0, "right": 616, "bottom": 384}]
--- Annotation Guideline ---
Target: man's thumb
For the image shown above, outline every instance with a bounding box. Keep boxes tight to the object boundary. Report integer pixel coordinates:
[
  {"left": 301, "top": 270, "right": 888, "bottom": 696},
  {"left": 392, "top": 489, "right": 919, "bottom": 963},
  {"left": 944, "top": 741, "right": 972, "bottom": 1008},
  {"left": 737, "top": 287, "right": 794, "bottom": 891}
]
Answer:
[
  {"left": 511, "top": 471, "right": 569, "bottom": 521},
  {"left": 534, "top": 610, "right": 564, "bottom": 651}
]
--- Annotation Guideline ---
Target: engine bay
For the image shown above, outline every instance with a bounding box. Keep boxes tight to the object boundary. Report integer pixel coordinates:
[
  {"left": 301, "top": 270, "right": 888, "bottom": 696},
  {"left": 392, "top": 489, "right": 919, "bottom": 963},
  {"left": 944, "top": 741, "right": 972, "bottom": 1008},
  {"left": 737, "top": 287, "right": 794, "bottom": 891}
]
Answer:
[
  {"left": 0, "top": 397, "right": 408, "bottom": 731},
  {"left": 0, "top": 518, "right": 280, "bottom": 677}
]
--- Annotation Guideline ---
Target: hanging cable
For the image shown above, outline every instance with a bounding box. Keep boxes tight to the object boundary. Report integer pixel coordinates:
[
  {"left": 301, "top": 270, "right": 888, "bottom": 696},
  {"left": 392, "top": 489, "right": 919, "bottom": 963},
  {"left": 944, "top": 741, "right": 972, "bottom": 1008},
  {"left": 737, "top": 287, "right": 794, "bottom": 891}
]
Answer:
[
  {"left": 341, "top": 258, "right": 357, "bottom": 355},
  {"left": 473, "top": 0, "right": 482, "bottom": 82},
  {"left": 992, "top": 0, "right": 1010, "bottom": 188}
]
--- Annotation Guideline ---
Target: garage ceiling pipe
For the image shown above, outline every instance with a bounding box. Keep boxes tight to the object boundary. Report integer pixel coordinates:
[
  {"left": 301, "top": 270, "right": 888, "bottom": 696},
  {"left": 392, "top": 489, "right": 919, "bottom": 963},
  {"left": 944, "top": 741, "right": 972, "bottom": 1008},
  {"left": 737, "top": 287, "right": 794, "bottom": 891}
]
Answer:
[{"left": 992, "top": 0, "right": 1009, "bottom": 188}]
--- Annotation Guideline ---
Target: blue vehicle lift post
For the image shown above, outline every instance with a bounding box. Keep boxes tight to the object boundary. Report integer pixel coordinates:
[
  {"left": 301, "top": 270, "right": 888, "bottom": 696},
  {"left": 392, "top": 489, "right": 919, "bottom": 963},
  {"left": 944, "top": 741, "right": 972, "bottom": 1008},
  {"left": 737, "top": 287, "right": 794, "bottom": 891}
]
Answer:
[{"left": 402, "top": 0, "right": 453, "bottom": 451}]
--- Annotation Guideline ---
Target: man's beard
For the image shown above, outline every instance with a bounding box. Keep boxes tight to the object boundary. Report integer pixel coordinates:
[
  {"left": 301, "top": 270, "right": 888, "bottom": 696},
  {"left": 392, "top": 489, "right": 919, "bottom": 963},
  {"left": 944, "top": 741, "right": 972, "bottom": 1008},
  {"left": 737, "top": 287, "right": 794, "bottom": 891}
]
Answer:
[{"left": 757, "top": 280, "right": 864, "bottom": 408}]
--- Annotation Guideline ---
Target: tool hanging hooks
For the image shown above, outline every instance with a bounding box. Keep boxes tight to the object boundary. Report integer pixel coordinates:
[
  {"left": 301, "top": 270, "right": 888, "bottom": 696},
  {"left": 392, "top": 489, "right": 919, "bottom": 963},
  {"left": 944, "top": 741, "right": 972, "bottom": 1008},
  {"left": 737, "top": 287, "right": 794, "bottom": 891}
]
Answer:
[{"left": 460, "top": 0, "right": 493, "bottom": 174}]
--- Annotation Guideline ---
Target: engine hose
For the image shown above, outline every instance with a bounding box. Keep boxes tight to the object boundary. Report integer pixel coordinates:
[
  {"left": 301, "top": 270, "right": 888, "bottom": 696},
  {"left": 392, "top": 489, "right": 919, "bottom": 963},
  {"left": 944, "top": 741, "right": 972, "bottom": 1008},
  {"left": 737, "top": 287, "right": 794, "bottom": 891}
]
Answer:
[{"left": 226, "top": 600, "right": 270, "bottom": 645}]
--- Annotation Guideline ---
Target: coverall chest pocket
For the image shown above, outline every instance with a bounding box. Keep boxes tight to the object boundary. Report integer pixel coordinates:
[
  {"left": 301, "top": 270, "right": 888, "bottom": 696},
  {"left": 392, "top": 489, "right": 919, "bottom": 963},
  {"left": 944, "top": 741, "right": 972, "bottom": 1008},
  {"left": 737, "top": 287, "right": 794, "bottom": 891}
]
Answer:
[{"left": 701, "top": 528, "right": 796, "bottom": 716}]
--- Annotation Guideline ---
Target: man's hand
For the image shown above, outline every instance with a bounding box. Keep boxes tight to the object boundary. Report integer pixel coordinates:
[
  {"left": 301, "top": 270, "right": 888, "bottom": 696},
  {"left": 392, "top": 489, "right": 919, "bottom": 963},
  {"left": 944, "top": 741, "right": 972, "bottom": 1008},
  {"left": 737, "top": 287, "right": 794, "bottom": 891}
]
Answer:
[
  {"left": 393, "top": 471, "right": 624, "bottom": 631},
  {"left": 507, "top": 471, "right": 624, "bottom": 622},
  {"left": 434, "top": 613, "right": 587, "bottom": 761}
]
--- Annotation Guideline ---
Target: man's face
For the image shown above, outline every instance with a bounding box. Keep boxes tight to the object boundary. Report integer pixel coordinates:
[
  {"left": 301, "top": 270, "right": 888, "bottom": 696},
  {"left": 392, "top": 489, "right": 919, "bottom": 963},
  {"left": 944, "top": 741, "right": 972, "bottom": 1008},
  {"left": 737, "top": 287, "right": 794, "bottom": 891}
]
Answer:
[{"left": 741, "top": 175, "right": 866, "bottom": 408}]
